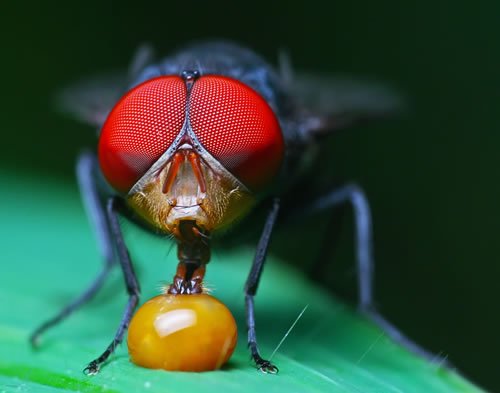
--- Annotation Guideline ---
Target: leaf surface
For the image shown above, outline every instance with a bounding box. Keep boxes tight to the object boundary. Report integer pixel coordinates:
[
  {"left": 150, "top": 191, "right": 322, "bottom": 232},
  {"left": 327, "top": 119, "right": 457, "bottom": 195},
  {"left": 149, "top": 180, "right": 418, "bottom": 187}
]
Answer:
[{"left": 0, "top": 172, "right": 483, "bottom": 393}]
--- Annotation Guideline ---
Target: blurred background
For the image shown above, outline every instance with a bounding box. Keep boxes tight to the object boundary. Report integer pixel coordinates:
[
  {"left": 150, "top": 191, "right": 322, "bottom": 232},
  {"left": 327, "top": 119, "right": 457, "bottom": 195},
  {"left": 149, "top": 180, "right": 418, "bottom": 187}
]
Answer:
[{"left": 1, "top": 1, "right": 498, "bottom": 390}]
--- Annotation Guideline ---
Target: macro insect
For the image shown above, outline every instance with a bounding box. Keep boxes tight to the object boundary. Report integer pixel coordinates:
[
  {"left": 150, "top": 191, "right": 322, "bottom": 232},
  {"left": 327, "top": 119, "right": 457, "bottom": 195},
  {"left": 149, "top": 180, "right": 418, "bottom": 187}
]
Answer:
[{"left": 30, "top": 41, "right": 415, "bottom": 374}]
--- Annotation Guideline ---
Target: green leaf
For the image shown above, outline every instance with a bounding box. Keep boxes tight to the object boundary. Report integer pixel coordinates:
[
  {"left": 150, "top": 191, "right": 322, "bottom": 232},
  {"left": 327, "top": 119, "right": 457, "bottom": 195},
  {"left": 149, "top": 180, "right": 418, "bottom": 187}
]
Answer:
[{"left": 0, "top": 171, "right": 483, "bottom": 393}]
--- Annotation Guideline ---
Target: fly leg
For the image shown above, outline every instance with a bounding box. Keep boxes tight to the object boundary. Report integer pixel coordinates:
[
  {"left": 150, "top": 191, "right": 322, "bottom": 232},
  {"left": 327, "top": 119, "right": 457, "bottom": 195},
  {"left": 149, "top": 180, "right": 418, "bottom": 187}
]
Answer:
[
  {"left": 245, "top": 198, "right": 280, "bottom": 374},
  {"left": 30, "top": 152, "right": 116, "bottom": 347},
  {"left": 84, "top": 197, "right": 140, "bottom": 375},
  {"left": 299, "top": 183, "right": 374, "bottom": 309},
  {"left": 299, "top": 183, "right": 449, "bottom": 365}
]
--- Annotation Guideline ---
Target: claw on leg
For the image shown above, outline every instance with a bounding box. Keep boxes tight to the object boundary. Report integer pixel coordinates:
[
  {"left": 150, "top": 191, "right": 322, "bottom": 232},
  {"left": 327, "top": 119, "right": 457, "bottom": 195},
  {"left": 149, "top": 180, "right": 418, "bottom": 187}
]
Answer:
[
  {"left": 253, "top": 355, "right": 279, "bottom": 374},
  {"left": 83, "top": 361, "right": 100, "bottom": 376},
  {"left": 258, "top": 360, "right": 279, "bottom": 374}
]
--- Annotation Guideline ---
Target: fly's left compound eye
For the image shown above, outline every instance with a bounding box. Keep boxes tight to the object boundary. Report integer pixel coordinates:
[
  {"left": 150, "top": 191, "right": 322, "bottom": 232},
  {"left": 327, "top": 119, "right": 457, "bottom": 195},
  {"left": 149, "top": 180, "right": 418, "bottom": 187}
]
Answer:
[
  {"left": 189, "top": 76, "right": 284, "bottom": 191},
  {"left": 98, "top": 76, "right": 186, "bottom": 193}
]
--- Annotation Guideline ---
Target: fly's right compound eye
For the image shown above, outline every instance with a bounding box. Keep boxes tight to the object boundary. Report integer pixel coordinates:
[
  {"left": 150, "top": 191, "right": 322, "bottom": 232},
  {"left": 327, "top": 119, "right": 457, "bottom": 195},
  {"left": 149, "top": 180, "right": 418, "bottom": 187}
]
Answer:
[
  {"left": 189, "top": 76, "right": 284, "bottom": 191},
  {"left": 98, "top": 76, "right": 186, "bottom": 193}
]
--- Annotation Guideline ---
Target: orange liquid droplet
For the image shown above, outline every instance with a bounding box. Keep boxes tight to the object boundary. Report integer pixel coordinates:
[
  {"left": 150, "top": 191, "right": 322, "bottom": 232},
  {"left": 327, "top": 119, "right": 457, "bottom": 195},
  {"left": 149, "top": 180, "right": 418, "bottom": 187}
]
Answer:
[{"left": 127, "top": 294, "right": 237, "bottom": 371}]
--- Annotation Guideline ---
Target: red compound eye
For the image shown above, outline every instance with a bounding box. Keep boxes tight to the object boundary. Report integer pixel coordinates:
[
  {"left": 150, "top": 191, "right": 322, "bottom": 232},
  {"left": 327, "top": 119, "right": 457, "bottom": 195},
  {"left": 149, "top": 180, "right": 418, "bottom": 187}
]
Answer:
[
  {"left": 189, "top": 76, "right": 284, "bottom": 190},
  {"left": 99, "top": 76, "right": 186, "bottom": 193}
]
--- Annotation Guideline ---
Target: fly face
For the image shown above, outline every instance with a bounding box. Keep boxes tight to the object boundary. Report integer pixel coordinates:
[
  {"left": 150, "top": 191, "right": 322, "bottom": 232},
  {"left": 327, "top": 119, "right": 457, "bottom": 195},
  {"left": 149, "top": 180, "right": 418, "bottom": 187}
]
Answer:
[{"left": 98, "top": 72, "right": 284, "bottom": 236}]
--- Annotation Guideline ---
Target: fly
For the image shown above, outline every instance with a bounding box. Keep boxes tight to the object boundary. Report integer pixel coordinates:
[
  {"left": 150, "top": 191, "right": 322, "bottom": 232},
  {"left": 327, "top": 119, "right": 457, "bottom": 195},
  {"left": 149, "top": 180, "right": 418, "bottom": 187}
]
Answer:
[{"left": 31, "top": 41, "right": 430, "bottom": 374}]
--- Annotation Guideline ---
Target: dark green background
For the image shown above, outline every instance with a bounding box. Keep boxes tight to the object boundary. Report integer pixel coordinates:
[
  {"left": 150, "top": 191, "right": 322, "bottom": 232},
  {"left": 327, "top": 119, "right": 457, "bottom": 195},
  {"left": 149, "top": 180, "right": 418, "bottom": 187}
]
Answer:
[{"left": 1, "top": 1, "right": 498, "bottom": 391}]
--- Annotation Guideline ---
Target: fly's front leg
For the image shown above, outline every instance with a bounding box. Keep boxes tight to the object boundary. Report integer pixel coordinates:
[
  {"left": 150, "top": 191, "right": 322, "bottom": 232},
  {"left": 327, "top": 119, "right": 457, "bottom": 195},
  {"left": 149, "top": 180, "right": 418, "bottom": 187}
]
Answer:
[
  {"left": 244, "top": 198, "right": 280, "bottom": 374},
  {"left": 30, "top": 152, "right": 116, "bottom": 347},
  {"left": 84, "top": 197, "right": 140, "bottom": 375},
  {"left": 301, "top": 183, "right": 449, "bottom": 364}
]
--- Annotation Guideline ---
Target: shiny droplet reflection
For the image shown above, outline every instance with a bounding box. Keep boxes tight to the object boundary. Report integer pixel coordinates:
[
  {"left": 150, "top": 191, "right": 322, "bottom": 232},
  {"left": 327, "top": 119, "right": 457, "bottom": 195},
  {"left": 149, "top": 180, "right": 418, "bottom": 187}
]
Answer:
[
  {"left": 128, "top": 293, "right": 237, "bottom": 371},
  {"left": 154, "top": 309, "right": 197, "bottom": 337}
]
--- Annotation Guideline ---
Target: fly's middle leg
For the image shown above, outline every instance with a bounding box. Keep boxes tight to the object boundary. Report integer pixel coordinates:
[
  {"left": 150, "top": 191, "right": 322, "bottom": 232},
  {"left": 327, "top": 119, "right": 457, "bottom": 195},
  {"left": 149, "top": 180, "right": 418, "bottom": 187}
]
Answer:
[
  {"left": 300, "top": 183, "right": 374, "bottom": 310},
  {"left": 30, "top": 152, "right": 116, "bottom": 347},
  {"left": 288, "top": 183, "right": 451, "bottom": 366}
]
